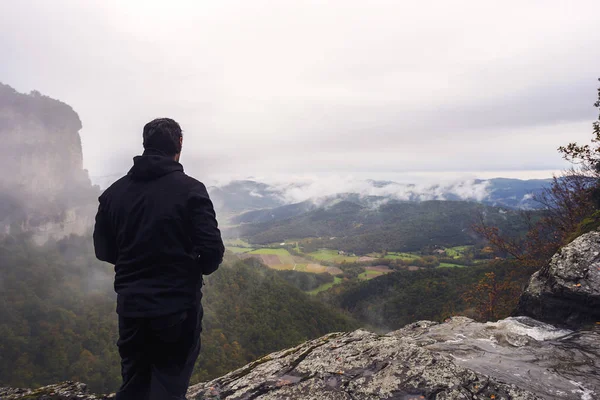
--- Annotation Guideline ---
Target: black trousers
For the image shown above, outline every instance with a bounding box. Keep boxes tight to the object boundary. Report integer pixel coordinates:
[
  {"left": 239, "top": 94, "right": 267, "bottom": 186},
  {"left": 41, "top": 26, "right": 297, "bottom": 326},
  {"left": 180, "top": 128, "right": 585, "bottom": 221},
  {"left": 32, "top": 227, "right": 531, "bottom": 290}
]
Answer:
[{"left": 115, "top": 305, "right": 203, "bottom": 400}]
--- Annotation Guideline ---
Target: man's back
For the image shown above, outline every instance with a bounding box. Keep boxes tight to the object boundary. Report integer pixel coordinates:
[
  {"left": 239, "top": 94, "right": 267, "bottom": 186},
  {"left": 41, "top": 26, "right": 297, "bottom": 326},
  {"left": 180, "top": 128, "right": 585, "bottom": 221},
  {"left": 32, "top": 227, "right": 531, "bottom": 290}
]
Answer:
[{"left": 95, "top": 151, "right": 224, "bottom": 317}]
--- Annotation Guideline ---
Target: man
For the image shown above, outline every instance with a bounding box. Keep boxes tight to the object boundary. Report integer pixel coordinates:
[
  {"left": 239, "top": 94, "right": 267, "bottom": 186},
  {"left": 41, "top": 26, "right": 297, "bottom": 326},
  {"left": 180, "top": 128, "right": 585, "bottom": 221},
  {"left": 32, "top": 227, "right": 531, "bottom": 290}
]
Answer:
[{"left": 93, "top": 118, "right": 224, "bottom": 400}]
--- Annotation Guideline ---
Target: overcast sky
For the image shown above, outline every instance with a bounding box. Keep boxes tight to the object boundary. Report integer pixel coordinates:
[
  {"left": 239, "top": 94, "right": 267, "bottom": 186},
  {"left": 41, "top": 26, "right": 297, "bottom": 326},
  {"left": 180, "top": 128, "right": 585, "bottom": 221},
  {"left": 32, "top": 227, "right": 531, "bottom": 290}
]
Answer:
[{"left": 1, "top": 0, "right": 599, "bottom": 185}]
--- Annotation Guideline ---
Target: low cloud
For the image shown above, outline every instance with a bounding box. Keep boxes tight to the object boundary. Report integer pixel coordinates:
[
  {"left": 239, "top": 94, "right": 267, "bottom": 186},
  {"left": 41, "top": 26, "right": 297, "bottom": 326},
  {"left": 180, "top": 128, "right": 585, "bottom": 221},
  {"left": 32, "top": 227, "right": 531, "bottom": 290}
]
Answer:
[{"left": 262, "top": 176, "right": 492, "bottom": 205}]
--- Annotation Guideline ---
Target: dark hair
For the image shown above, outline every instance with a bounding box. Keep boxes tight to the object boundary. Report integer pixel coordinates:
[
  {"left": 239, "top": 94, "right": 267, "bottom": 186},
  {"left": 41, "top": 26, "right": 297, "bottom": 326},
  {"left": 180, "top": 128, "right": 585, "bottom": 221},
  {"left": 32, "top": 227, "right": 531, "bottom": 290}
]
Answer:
[{"left": 142, "top": 118, "right": 182, "bottom": 155}]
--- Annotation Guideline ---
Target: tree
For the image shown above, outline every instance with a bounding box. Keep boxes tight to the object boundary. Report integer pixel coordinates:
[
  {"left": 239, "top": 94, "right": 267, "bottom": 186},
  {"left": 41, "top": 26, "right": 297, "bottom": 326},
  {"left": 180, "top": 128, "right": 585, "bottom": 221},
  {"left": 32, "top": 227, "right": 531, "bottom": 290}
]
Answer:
[
  {"left": 475, "top": 79, "right": 600, "bottom": 268},
  {"left": 558, "top": 78, "right": 600, "bottom": 211},
  {"left": 558, "top": 79, "right": 600, "bottom": 173},
  {"left": 462, "top": 272, "right": 520, "bottom": 321}
]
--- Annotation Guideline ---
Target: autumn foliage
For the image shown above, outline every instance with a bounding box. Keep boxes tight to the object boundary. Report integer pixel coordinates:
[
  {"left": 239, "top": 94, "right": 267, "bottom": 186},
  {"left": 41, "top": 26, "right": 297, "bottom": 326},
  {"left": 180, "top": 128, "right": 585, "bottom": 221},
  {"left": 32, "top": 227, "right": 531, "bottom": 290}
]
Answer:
[
  {"left": 474, "top": 173, "right": 597, "bottom": 270},
  {"left": 462, "top": 272, "right": 521, "bottom": 321},
  {"left": 468, "top": 80, "right": 600, "bottom": 321}
]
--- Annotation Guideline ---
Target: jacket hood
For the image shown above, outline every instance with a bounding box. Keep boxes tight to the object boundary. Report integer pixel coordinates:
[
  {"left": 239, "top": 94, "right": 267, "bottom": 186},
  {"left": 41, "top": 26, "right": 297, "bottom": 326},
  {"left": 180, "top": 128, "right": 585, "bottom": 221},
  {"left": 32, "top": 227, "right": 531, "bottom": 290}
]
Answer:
[{"left": 128, "top": 149, "right": 183, "bottom": 181}]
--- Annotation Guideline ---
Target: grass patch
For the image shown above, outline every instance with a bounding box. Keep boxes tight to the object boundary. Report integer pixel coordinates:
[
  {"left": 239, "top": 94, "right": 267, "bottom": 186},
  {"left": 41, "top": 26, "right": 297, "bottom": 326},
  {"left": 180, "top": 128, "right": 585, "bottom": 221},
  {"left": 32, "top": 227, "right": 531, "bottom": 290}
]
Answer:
[
  {"left": 445, "top": 246, "right": 473, "bottom": 258},
  {"left": 227, "top": 246, "right": 253, "bottom": 254},
  {"left": 308, "top": 249, "right": 358, "bottom": 263},
  {"left": 358, "top": 270, "right": 385, "bottom": 280},
  {"left": 308, "top": 277, "right": 343, "bottom": 295},
  {"left": 249, "top": 248, "right": 292, "bottom": 256},
  {"left": 384, "top": 252, "right": 420, "bottom": 260},
  {"left": 437, "top": 262, "right": 468, "bottom": 268}
]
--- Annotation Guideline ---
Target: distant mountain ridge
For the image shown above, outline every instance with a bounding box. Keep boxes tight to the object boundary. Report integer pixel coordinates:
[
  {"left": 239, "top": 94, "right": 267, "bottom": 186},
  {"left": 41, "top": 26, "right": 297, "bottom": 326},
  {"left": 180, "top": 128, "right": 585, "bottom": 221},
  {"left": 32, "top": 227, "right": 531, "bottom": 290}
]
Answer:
[{"left": 210, "top": 177, "right": 551, "bottom": 218}]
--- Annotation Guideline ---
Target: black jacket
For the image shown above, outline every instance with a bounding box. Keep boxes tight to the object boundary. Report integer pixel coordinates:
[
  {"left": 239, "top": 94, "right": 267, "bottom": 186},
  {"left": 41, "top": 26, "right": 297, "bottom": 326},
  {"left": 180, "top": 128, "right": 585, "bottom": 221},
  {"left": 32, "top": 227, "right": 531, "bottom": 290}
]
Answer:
[{"left": 93, "top": 150, "right": 224, "bottom": 317}]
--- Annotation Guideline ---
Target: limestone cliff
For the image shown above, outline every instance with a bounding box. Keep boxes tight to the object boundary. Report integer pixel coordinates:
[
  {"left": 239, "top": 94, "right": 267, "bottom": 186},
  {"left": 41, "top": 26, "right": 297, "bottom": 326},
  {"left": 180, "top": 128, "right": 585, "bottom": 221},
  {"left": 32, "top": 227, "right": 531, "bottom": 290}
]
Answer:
[{"left": 0, "top": 83, "right": 98, "bottom": 241}]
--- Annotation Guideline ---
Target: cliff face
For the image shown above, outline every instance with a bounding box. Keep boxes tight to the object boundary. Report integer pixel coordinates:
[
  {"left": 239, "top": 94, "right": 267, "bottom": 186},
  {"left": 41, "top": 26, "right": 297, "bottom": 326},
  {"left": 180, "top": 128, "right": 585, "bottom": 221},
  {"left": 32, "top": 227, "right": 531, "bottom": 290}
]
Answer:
[
  {"left": 0, "top": 83, "right": 98, "bottom": 241},
  {"left": 515, "top": 230, "right": 600, "bottom": 329}
]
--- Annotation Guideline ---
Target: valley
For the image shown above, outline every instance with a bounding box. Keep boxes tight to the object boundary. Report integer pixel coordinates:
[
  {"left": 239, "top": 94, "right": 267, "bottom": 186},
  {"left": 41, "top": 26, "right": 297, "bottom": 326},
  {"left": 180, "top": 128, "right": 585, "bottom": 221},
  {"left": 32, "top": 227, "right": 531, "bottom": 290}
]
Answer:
[
  {"left": 224, "top": 236, "right": 497, "bottom": 296},
  {"left": 218, "top": 192, "right": 522, "bottom": 296}
]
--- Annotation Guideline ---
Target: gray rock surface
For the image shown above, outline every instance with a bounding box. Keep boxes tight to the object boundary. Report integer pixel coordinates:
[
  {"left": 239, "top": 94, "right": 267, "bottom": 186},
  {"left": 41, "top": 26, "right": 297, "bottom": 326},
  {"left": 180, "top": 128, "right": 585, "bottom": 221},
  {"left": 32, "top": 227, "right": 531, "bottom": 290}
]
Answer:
[
  {"left": 393, "top": 317, "right": 599, "bottom": 400},
  {"left": 188, "top": 326, "right": 542, "bottom": 400},
  {"left": 0, "top": 381, "right": 114, "bottom": 399},
  {"left": 516, "top": 230, "right": 600, "bottom": 329}
]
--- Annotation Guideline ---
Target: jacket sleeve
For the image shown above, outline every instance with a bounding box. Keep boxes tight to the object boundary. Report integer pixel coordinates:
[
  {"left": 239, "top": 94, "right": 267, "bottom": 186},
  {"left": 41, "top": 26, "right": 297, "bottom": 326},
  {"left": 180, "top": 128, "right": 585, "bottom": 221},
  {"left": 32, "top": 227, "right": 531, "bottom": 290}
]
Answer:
[
  {"left": 93, "top": 196, "right": 118, "bottom": 265},
  {"left": 188, "top": 182, "right": 225, "bottom": 275}
]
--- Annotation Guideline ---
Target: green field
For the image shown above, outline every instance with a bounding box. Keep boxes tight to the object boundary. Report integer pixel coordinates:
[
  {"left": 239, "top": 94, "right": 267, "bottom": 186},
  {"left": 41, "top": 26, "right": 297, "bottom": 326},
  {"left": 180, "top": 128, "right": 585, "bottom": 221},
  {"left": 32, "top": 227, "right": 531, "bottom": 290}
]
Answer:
[
  {"left": 308, "top": 277, "right": 343, "bottom": 295},
  {"left": 384, "top": 252, "right": 420, "bottom": 260},
  {"left": 248, "top": 248, "right": 292, "bottom": 256},
  {"left": 308, "top": 249, "right": 358, "bottom": 263},
  {"left": 444, "top": 246, "right": 473, "bottom": 258},
  {"left": 438, "top": 262, "right": 468, "bottom": 268},
  {"left": 358, "top": 270, "right": 387, "bottom": 280},
  {"left": 227, "top": 246, "right": 253, "bottom": 254}
]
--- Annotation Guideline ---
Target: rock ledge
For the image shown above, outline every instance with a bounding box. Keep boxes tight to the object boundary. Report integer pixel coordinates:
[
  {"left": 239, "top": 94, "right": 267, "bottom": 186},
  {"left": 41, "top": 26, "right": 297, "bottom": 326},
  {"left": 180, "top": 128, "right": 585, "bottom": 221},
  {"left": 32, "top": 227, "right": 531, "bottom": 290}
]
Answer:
[
  {"left": 516, "top": 230, "right": 600, "bottom": 328},
  {"left": 188, "top": 326, "right": 540, "bottom": 400}
]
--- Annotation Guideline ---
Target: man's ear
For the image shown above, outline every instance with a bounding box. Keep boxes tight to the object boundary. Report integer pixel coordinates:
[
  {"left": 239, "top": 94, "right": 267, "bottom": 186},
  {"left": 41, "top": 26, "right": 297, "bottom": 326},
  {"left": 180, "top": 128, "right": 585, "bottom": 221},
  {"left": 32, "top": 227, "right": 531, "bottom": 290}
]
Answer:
[{"left": 179, "top": 136, "right": 183, "bottom": 150}]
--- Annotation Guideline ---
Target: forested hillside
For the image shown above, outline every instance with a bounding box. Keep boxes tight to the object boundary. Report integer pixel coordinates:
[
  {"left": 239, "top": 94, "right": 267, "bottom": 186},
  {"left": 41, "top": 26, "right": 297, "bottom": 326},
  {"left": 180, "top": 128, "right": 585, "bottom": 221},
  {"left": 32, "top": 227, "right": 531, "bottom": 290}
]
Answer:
[
  {"left": 321, "top": 262, "right": 534, "bottom": 330},
  {"left": 236, "top": 200, "right": 533, "bottom": 253},
  {"left": 0, "top": 234, "right": 357, "bottom": 393}
]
